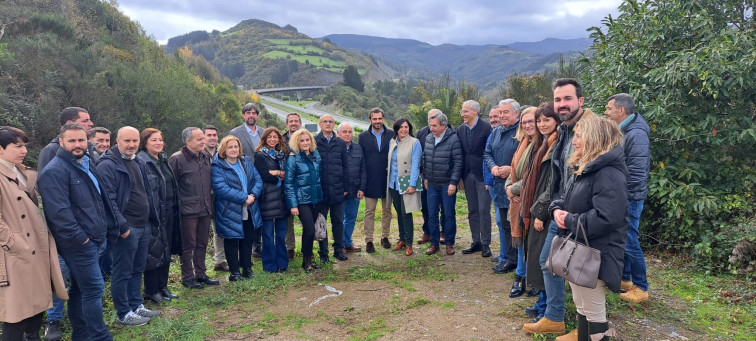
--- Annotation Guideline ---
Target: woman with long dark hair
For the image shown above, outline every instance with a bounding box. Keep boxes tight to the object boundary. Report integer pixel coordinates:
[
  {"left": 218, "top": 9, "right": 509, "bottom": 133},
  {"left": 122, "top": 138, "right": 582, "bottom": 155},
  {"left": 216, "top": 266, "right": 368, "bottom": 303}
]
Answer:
[
  {"left": 386, "top": 118, "right": 422, "bottom": 256},
  {"left": 519, "top": 103, "right": 559, "bottom": 321},
  {"left": 254, "top": 127, "right": 290, "bottom": 273}
]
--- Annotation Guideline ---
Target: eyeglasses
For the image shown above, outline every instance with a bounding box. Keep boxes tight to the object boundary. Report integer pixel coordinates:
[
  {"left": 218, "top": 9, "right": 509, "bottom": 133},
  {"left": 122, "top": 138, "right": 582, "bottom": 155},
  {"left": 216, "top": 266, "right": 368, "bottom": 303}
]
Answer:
[{"left": 521, "top": 120, "right": 535, "bottom": 126}]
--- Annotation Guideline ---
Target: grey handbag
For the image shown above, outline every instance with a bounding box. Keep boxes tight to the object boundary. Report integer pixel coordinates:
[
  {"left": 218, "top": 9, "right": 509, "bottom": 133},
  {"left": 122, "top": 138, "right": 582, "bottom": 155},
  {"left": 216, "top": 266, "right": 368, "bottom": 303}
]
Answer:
[
  {"left": 545, "top": 218, "right": 601, "bottom": 289},
  {"left": 314, "top": 213, "right": 328, "bottom": 241}
]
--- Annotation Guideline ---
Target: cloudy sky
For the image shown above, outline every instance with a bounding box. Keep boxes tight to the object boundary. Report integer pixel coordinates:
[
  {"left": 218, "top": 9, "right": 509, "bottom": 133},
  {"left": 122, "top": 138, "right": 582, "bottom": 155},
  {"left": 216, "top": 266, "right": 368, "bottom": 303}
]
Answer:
[{"left": 117, "top": 0, "right": 623, "bottom": 46}]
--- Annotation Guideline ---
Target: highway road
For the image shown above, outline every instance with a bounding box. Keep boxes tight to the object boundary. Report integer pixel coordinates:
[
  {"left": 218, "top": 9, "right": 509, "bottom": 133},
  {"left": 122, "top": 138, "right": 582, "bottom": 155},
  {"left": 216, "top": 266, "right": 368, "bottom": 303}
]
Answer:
[
  {"left": 261, "top": 98, "right": 320, "bottom": 133},
  {"left": 260, "top": 95, "right": 370, "bottom": 131}
]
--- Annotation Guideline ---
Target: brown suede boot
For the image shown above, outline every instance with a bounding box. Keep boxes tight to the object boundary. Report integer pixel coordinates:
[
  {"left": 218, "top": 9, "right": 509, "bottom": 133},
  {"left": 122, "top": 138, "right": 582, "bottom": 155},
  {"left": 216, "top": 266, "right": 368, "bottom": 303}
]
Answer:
[{"left": 523, "top": 317, "right": 566, "bottom": 334}]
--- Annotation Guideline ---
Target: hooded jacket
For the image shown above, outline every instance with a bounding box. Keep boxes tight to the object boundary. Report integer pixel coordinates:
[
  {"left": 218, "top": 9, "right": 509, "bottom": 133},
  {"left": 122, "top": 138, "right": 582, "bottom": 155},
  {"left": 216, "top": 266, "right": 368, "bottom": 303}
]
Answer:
[
  {"left": 423, "top": 126, "right": 463, "bottom": 186},
  {"left": 549, "top": 144, "right": 629, "bottom": 293},
  {"left": 620, "top": 113, "right": 651, "bottom": 201}
]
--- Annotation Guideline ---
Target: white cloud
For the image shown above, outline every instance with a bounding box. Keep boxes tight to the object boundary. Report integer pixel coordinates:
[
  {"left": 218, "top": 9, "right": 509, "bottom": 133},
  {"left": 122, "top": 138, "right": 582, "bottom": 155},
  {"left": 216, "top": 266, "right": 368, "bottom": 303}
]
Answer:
[{"left": 116, "top": 0, "right": 622, "bottom": 45}]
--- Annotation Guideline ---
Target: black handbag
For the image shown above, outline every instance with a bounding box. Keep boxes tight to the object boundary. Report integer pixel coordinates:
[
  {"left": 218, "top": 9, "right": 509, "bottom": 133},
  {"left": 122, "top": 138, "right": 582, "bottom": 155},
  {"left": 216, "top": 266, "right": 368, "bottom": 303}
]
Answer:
[{"left": 545, "top": 218, "right": 601, "bottom": 289}]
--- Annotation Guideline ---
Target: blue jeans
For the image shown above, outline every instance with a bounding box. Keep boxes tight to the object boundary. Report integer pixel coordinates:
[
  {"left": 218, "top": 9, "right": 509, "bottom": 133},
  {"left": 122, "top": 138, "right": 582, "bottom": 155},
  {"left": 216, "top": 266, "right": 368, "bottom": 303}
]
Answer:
[
  {"left": 99, "top": 240, "right": 112, "bottom": 280},
  {"left": 623, "top": 200, "right": 648, "bottom": 291},
  {"left": 495, "top": 207, "right": 516, "bottom": 262},
  {"left": 515, "top": 247, "right": 526, "bottom": 277},
  {"left": 342, "top": 197, "right": 360, "bottom": 248},
  {"left": 262, "top": 218, "right": 289, "bottom": 273},
  {"left": 539, "top": 220, "right": 565, "bottom": 322},
  {"left": 427, "top": 184, "right": 457, "bottom": 246},
  {"left": 58, "top": 241, "right": 112, "bottom": 341},
  {"left": 535, "top": 290, "right": 547, "bottom": 318},
  {"left": 110, "top": 225, "right": 151, "bottom": 318},
  {"left": 46, "top": 255, "right": 70, "bottom": 322}
]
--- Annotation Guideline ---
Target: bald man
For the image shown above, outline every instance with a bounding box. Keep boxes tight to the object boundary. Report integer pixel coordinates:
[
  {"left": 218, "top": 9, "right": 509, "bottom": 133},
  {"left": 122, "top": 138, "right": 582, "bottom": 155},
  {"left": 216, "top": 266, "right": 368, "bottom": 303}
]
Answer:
[
  {"left": 315, "top": 115, "right": 350, "bottom": 262},
  {"left": 96, "top": 127, "right": 161, "bottom": 325}
]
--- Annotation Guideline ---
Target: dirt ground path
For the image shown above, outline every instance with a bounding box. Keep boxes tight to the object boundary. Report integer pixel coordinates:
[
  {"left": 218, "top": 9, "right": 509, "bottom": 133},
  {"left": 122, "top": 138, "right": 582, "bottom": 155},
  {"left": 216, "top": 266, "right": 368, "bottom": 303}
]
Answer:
[{"left": 202, "top": 206, "right": 701, "bottom": 340}]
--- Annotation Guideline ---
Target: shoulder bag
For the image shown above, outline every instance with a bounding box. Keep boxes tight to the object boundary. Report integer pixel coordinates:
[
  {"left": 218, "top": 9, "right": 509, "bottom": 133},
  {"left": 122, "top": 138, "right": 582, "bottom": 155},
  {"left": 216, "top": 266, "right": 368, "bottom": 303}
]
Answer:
[{"left": 545, "top": 217, "right": 601, "bottom": 289}]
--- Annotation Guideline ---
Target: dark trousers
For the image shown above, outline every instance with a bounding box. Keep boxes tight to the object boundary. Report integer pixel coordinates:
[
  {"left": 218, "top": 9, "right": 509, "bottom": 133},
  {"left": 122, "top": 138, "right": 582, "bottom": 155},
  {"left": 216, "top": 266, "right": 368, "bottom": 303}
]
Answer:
[
  {"left": 110, "top": 225, "right": 151, "bottom": 318},
  {"left": 297, "top": 204, "right": 317, "bottom": 258},
  {"left": 427, "top": 184, "right": 457, "bottom": 246},
  {"left": 497, "top": 207, "right": 517, "bottom": 262},
  {"left": 143, "top": 263, "right": 170, "bottom": 296},
  {"left": 250, "top": 225, "right": 262, "bottom": 253},
  {"left": 58, "top": 242, "right": 112, "bottom": 341},
  {"left": 223, "top": 219, "right": 255, "bottom": 274},
  {"left": 317, "top": 202, "right": 344, "bottom": 257},
  {"left": 262, "top": 217, "right": 289, "bottom": 272},
  {"left": 421, "top": 185, "right": 446, "bottom": 235},
  {"left": 390, "top": 188, "right": 414, "bottom": 244},
  {"left": 180, "top": 215, "right": 211, "bottom": 281},
  {"left": 2, "top": 312, "right": 43, "bottom": 341}
]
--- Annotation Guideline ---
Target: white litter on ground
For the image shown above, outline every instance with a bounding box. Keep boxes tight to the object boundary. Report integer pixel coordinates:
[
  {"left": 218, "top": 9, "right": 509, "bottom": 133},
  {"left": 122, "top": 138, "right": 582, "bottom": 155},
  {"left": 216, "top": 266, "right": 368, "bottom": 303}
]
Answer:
[{"left": 308, "top": 283, "right": 343, "bottom": 308}]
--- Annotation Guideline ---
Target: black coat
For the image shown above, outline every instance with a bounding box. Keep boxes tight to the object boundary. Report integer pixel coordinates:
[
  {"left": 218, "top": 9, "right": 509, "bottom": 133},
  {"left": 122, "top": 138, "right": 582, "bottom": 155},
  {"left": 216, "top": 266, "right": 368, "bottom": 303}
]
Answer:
[
  {"left": 254, "top": 150, "right": 290, "bottom": 220},
  {"left": 357, "top": 126, "right": 394, "bottom": 198},
  {"left": 456, "top": 120, "right": 492, "bottom": 181},
  {"left": 315, "top": 133, "right": 348, "bottom": 205},
  {"left": 549, "top": 144, "right": 628, "bottom": 293},
  {"left": 344, "top": 142, "right": 367, "bottom": 198},
  {"left": 137, "top": 152, "right": 171, "bottom": 270},
  {"left": 423, "top": 126, "right": 463, "bottom": 186}
]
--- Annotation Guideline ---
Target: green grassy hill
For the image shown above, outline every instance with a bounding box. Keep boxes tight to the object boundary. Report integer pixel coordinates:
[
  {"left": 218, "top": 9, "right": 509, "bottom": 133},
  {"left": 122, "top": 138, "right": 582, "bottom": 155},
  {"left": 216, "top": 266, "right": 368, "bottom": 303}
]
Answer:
[{"left": 165, "top": 20, "right": 397, "bottom": 89}]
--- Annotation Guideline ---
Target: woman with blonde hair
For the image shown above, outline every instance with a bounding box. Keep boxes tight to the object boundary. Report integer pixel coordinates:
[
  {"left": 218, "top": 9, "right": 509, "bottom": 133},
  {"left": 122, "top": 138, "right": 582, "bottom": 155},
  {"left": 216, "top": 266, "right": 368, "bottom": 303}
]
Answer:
[
  {"left": 284, "top": 129, "right": 323, "bottom": 273},
  {"left": 550, "top": 115, "right": 627, "bottom": 341},
  {"left": 211, "top": 135, "right": 263, "bottom": 281},
  {"left": 503, "top": 106, "right": 537, "bottom": 297}
]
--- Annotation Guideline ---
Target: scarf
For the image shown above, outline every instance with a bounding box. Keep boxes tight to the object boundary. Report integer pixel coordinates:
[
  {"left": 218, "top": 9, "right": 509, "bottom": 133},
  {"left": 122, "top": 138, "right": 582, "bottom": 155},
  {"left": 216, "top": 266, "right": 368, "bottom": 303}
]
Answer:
[
  {"left": 261, "top": 146, "right": 286, "bottom": 169},
  {"left": 508, "top": 135, "right": 532, "bottom": 247},
  {"left": 520, "top": 132, "right": 558, "bottom": 232}
]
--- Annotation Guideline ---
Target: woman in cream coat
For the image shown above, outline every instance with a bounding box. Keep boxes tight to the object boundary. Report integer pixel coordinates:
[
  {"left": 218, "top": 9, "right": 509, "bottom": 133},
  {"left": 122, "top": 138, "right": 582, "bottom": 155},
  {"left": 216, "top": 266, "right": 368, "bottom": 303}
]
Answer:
[
  {"left": 386, "top": 118, "right": 422, "bottom": 256},
  {"left": 0, "top": 126, "right": 67, "bottom": 339}
]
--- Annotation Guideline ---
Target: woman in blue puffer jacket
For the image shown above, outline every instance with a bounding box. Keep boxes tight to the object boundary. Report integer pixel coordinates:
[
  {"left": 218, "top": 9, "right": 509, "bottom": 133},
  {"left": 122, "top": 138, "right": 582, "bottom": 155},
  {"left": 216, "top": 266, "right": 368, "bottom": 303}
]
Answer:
[
  {"left": 211, "top": 136, "right": 263, "bottom": 282},
  {"left": 284, "top": 129, "right": 323, "bottom": 273}
]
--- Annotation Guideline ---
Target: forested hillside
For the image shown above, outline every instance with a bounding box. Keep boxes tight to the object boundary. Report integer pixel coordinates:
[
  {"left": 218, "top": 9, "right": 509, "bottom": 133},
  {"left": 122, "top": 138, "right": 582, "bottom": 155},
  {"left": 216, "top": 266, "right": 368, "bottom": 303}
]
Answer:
[
  {"left": 0, "top": 0, "right": 275, "bottom": 167},
  {"left": 165, "top": 20, "right": 399, "bottom": 88}
]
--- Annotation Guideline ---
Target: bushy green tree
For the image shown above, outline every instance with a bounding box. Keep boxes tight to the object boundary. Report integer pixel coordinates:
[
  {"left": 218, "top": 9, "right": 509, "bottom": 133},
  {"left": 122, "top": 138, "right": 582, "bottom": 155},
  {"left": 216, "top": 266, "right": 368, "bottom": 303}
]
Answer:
[
  {"left": 582, "top": 0, "right": 756, "bottom": 270},
  {"left": 342, "top": 65, "right": 364, "bottom": 92}
]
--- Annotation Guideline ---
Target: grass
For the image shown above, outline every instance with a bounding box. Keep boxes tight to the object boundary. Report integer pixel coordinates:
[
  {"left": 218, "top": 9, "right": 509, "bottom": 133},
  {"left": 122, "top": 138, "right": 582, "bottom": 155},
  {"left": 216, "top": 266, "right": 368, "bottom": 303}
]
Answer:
[
  {"left": 348, "top": 318, "right": 395, "bottom": 341},
  {"left": 284, "top": 100, "right": 317, "bottom": 107},
  {"left": 262, "top": 51, "right": 346, "bottom": 69}
]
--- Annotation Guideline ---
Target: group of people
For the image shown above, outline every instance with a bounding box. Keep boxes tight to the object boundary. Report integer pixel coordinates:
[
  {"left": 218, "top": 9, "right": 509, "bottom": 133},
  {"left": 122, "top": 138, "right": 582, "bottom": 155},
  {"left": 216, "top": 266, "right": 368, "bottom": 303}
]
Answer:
[{"left": 0, "top": 78, "right": 651, "bottom": 341}]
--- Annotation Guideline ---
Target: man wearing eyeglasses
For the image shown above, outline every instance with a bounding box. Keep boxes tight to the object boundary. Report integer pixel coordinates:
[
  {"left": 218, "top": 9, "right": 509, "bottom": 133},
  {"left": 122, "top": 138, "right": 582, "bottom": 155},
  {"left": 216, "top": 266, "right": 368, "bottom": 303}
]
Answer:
[
  {"left": 457, "top": 100, "right": 493, "bottom": 258},
  {"left": 314, "top": 115, "right": 350, "bottom": 263}
]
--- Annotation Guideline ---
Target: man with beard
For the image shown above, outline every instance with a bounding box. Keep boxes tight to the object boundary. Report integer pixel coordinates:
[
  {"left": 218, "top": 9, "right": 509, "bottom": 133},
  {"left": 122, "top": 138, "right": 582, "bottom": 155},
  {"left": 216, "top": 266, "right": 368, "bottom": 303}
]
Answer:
[
  {"left": 96, "top": 127, "right": 161, "bottom": 326},
  {"left": 89, "top": 127, "right": 111, "bottom": 158},
  {"left": 282, "top": 113, "right": 302, "bottom": 260},
  {"left": 357, "top": 108, "right": 394, "bottom": 253},
  {"left": 38, "top": 123, "right": 119, "bottom": 341},
  {"left": 282, "top": 113, "right": 302, "bottom": 142},
  {"left": 203, "top": 125, "right": 229, "bottom": 271},
  {"left": 230, "top": 104, "right": 264, "bottom": 256},
  {"left": 38, "top": 107, "right": 100, "bottom": 341},
  {"left": 523, "top": 78, "right": 595, "bottom": 336},
  {"left": 230, "top": 103, "right": 263, "bottom": 158}
]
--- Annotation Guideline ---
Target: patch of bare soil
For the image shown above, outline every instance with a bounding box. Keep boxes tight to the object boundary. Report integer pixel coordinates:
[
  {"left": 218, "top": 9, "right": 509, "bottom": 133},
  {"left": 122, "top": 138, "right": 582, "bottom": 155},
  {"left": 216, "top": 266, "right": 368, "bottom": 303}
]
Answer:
[{"left": 208, "top": 207, "right": 703, "bottom": 340}]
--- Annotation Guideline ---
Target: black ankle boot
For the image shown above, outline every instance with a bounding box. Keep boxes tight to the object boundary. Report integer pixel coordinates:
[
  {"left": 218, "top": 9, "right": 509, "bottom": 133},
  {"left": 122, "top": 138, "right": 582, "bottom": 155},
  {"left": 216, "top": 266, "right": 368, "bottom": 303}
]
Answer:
[
  {"left": 509, "top": 275, "right": 526, "bottom": 298},
  {"left": 588, "top": 321, "right": 612, "bottom": 341},
  {"left": 577, "top": 313, "right": 589, "bottom": 341},
  {"left": 302, "top": 257, "right": 315, "bottom": 273}
]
